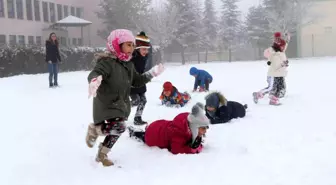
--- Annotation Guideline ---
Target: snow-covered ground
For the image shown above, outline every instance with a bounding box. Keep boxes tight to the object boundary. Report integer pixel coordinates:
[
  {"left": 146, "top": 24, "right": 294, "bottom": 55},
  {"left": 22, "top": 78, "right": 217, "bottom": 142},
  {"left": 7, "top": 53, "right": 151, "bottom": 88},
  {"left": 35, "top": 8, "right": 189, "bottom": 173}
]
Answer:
[{"left": 1, "top": 57, "right": 336, "bottom": 185}]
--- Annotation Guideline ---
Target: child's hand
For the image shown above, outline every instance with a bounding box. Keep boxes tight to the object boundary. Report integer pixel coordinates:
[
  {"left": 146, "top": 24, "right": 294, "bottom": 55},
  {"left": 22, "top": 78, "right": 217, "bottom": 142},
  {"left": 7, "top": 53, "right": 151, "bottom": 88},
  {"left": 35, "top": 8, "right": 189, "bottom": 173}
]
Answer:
[
  {"left": 88, "top": 75, "right": 102, "bottom": 98},
  {"left": 148, "top": 63, "right": 164, "bottom": 77}
]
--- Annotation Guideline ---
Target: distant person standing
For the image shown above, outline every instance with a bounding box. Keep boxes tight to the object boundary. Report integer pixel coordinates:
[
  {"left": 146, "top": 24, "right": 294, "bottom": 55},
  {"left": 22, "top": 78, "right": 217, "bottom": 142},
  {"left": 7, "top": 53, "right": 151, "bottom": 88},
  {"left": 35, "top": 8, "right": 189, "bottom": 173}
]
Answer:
[{"left": 45, "top": 32, "right": 61, "bottom": 88}]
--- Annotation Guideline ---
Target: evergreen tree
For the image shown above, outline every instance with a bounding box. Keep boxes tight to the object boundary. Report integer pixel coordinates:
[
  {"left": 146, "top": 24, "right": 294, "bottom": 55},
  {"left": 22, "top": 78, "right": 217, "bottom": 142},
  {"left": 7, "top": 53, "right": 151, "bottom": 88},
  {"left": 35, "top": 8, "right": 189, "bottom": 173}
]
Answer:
[
  {"left": 219, "top": 0, "right": 241, "bottom": 62},
  {"left": 168, "top": 0, "right": 199, "bottom": 64},
  {"left": 96, "top": 0, "right": 151, "bottom": 39},
  {"left": 245, "top": 5, "right": 271, "bottom": 58},
  {"left": 202, "top": 0, "right": 218, "bottom": 62}
]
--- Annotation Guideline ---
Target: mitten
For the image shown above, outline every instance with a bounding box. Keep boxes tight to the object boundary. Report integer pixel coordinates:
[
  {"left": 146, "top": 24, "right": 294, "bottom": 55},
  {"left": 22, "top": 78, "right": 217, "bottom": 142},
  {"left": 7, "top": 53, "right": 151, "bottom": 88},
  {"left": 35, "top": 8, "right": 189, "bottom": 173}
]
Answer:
[
  {"left": 88, "top": 75, "right": 102, "bottom": 98},
  {"left": 147, "top": 63, "right": 164, "bottom": 77}
]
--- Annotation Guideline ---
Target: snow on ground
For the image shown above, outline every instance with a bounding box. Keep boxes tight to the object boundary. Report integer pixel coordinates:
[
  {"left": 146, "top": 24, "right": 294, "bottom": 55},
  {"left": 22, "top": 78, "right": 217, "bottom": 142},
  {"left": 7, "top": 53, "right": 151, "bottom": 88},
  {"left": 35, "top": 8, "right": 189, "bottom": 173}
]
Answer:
[{"left": 1, "top": 57, "right": 336, "bottom": 185}]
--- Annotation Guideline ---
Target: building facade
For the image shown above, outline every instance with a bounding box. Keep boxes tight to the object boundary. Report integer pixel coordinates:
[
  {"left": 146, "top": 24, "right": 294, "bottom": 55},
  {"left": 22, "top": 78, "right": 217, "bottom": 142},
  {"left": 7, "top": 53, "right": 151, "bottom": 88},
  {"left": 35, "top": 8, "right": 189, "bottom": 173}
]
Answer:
[
  {"left": 298, "top": 0, "right": 336, "bottom": 57},
  {"left": 0, "top": 0, "right": 105, "bottom": 47}
]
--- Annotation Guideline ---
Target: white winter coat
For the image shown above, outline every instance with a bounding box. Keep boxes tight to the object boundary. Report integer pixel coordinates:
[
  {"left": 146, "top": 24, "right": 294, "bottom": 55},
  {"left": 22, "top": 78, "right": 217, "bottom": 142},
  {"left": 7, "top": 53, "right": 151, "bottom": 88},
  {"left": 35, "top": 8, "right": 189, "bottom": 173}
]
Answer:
[{"left": 265, "top": 47, "right": 288, "bottom": 77}]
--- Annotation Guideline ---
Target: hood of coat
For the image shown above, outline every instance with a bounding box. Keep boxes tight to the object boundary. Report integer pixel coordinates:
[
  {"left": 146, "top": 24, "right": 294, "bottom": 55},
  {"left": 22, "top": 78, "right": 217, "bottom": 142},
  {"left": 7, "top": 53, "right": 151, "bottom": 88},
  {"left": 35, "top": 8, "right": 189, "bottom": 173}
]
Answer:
[
  {"left": 92, "top": 52, "right": 117, "bottom": 63},
  {"left": 205, "top": 92, "right": 227, "bottom": 108}
]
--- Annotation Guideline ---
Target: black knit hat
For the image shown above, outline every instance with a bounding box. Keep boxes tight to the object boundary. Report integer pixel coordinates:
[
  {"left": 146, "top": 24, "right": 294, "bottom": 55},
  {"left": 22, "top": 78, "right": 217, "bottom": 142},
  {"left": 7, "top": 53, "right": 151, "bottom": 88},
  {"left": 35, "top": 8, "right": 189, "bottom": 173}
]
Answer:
[{"left": 135, "top": 31, "right": 150, "bottom": 49}]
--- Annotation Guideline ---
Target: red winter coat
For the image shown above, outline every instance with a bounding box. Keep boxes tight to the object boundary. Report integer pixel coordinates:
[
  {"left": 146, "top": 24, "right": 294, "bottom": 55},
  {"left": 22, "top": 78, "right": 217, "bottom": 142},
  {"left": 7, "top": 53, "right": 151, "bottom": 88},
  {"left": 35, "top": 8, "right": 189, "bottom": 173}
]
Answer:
[{"left": 144, "top": 112, "right": 201, "bottom": 154}]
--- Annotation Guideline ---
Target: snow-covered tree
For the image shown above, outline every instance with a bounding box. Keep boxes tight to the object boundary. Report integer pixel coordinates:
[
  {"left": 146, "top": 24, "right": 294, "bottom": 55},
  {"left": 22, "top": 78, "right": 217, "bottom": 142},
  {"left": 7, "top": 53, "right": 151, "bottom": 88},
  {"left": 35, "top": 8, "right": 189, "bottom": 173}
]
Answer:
[
  {"left": 168, "top": 0, "right": 199, "bottom": 64},
  {"left": 245, "top": 5, "right": 271, "bottom": 58},
  {"left": 262, "top": 0, "right": 317, "bottom": 34},
  {"left": 219, "top": 0, "right": 241, "bottom": 62},
  {"left": 202, "top": 0, "right": 218, "bottom": 62},
  {"left": 96, "top": 0, "right": 152, "bottom": 39}
]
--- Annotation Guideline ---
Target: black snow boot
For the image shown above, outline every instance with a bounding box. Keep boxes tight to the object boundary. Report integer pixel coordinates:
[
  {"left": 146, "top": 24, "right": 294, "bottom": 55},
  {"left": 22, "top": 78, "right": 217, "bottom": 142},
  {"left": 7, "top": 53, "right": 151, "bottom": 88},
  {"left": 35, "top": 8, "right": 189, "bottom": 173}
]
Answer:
[{"left": 134, "top": 116, "right": 147, "bottom": 125}]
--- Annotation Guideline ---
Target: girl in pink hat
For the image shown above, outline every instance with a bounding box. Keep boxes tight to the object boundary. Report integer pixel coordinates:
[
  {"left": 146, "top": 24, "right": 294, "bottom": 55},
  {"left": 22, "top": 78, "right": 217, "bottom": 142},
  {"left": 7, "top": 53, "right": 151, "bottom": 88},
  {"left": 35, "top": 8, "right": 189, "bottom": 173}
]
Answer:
[{"left": 85, "top": 29, "right": 164, "bottom": 167}]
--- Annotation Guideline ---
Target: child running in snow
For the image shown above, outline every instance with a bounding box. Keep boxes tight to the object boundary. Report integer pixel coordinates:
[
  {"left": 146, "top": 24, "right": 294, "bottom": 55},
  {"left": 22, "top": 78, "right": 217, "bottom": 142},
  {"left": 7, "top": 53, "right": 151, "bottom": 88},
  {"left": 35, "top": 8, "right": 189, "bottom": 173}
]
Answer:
[
  {"left": 253, "top": 32, "right": 290, "bottom": 103},
  {"left": 130, "top": 31, "right": 151, "bottom": 125},
  {"left": 160, "top": 81, "right": 191, "bottom": 108},
  {"left": 205, "top": 92, "right": 247, "bottom": 124},
  {"left": 128, "top": 103, "right": 209, "bottom": 155},
  {"left": 253, "top": 32, "right": 288, "bottom": 105},
  {"left": 85, "top": 29, "right": 164, "bottom": 167},
  {"left": 189, "top": 67, "right": 213, "bottom": 92}
]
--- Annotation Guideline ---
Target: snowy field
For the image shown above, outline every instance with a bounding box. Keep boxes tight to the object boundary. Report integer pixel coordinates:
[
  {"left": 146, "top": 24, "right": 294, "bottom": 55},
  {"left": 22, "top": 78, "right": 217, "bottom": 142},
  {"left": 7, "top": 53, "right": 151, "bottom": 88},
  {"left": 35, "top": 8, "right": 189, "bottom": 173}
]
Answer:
[{"left": 1, "top": 57, "right": 336, "bottom": 185}]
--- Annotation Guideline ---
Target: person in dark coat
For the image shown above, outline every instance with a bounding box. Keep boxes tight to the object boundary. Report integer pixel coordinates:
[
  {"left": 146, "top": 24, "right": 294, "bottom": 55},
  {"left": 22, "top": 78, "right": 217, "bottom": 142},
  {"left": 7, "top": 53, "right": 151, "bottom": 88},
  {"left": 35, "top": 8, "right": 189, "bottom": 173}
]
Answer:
[
  {"left": 127, "top": 103, "right": 209, "bottom": 155},
  {"left": 45, "top": 32, "right": 61, "bottom": 88},
  {"left": 85, "top": 29, "right": 164, "bottom": 167},
  {"left": 204, "top": 92, "right": 247, "bottom": 124},
  {"left": 130, "top": 31, "right": 152, "bottom": 125}
]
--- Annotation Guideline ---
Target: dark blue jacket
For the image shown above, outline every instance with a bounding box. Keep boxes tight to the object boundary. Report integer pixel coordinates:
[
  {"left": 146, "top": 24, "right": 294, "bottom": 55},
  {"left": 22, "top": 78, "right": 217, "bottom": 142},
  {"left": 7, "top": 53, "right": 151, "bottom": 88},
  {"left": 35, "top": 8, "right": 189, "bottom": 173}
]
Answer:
[
  {"left": 206, "top": 101, "right": 246, "bottom": 124},
  {"left": 189, "top": 67, "right": 212, "bottom": 90}
]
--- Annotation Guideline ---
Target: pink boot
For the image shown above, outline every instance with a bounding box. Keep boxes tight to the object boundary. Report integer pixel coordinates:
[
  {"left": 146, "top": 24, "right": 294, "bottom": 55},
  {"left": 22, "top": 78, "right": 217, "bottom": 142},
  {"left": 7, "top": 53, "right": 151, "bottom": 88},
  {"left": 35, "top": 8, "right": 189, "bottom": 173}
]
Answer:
[
  {"left": 269, "top": 95, "right": 281, "bottom": 106},
  {"left": 252, "top": 92, "right": 264, "bottom": 104}
]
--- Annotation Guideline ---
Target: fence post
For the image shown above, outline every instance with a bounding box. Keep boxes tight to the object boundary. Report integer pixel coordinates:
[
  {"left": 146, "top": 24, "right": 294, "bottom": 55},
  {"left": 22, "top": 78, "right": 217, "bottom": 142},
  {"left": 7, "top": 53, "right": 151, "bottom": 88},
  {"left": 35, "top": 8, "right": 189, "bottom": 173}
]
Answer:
[{"left": 312, "top": 34, "right": 315, "bottom": 57}]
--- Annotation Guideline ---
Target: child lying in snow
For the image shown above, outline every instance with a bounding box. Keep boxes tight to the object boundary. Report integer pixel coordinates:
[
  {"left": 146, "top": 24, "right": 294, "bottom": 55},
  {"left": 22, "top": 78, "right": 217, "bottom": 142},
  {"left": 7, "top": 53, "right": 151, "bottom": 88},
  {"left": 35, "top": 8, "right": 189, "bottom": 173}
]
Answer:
[
  {"left": 127, "top": 103, "right": 209, "bottom": 154},
  {"left": 159, "top": 81, "right": 191, "bottom": 108},
  {"left": 205, "top": 92, "right": 247, "bottom": 124}
]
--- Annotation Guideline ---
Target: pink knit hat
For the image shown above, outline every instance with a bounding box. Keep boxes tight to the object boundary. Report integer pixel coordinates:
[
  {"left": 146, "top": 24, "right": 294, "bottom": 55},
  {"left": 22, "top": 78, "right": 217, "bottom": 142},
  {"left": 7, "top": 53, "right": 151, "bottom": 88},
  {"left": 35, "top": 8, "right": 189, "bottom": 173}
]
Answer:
[{"left": 106, "top": 29, "right": 135, "bottom": 61}]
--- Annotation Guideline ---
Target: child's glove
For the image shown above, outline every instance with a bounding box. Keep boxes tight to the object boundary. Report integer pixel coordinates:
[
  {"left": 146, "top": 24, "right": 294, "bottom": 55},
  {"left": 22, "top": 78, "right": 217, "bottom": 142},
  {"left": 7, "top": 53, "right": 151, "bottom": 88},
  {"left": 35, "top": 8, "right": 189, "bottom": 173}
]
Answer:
[
  {"left": 173, "top": 104, "right": 181, "bottom": 108},
  {"left": 88, "top": 75, "right": 102, "bottom": 98},
  {"left": 148, "top": 63, "right": 164, "bottom": 77},
  {"left": 191, "top": 144, "right": 203, "bottom": 154},
  {"left": 165, "top": 101, "right": 172, "bottom": 107}
]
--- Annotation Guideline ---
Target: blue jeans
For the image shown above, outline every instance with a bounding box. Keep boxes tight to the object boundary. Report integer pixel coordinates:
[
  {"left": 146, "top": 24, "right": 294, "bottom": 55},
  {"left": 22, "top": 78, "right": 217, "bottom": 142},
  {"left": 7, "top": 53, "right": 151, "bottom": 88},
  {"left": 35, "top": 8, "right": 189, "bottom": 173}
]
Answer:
[{"left": 48, "top": 63, "right": 58, "bottom": 85}]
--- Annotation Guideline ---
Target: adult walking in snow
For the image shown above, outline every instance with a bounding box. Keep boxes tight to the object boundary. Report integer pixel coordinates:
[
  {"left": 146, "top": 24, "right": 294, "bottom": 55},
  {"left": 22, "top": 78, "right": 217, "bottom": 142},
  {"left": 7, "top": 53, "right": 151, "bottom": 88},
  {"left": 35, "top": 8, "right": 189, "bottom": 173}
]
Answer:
[
  {"left": 85, "top": 29, "right": 164, "bottom": 167},
  {"left": 128, "top": 103, "right": 209, "bottom": 155},
  {"left": 130, "top": 31, "right": 151, "bottom": 125},
  {"left": 45, "top": 32, "right": 61, "bottom": 88}
]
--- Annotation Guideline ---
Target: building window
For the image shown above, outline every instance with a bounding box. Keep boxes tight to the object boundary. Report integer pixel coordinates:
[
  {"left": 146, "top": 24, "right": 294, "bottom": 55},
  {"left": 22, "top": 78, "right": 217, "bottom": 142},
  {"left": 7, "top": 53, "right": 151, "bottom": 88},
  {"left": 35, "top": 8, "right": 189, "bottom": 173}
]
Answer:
[
  {"left": 18, "top": 35, "right": 25, "bottom": 45},
  {"left": 76, "top": 7, "right": 82, "bottom": 18},
  {"left": 325, "top": 27, "right": 332, "bottom": 33},
  {"left": 49, "top": 2, "right": 55, "bottom": 22},
  {"left": 63, "top": 5, "right": 68, "bottom": 17},
  {"left": 60, "top": 37, "right": 66, "bottom": 46},
  {"left": 0, "top": 35, "right": 6, "bottom": 45},
  {"left": 0, "top": 0, "right": 5, "bottom": 17},
  {"left": 28, "top": 36, "right": 34, "bottom": 45},
  {"left": 57, "top": 4, "right": 62, "bottom": 20},
  {"left": 77, "top": 38, "right": 82, "bottom": 46},
  {"left": 42, "top": 1, "right": 48, "bottom": 22},
  {"left": 34, "top": 0, "right": 40, "bottom": 21},
  {"left": 72, "top": 38, "right": 77, "bottom": 45},
  {"left": 26, "top": 0, "right": 33, "bottom": 20},
  {"left": 9, "top": 35, "right": 16, "bottom": 45},
  {"left": 7, "top": 0, "right": 15, "bottom": 18},
  {"left": 70, "top": 6, "right": 75, "bottom": 16},
  {"left": 36, "top": 36, "right": 41, "bottom": 45},
  {"left": 16, "top": 0, "right": 23, "bottom": 19}
]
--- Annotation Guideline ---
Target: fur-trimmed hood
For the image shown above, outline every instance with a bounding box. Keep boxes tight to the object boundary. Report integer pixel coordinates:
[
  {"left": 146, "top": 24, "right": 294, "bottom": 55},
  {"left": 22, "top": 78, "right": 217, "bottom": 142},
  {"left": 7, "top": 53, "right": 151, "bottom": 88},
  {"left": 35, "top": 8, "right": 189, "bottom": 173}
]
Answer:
[
  {"left": 92, "top": 52, "right": 117, "bottom": 63},
  {"left": 205, "top": 91, "right": 227, "bottom": 108}
]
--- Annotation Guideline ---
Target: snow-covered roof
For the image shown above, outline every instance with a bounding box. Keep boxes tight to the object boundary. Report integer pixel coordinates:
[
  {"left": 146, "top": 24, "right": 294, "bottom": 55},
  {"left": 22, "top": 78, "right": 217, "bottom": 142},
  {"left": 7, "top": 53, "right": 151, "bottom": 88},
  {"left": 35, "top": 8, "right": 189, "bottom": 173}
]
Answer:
[{"left": 53, "top": 15, "right": 92, "bottom": 27}]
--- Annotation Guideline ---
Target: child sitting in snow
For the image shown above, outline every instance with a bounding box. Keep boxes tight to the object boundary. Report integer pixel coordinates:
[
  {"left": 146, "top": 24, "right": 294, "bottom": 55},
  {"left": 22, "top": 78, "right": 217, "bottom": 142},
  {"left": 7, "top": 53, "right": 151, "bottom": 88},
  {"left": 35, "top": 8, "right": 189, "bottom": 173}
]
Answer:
[
  {"left": 127, "top": 103, "right": 209, "bottom": 155},
  {"left": 204, "top": 92, "right": 247, "bottom": 124},
  {"left": 160, "top": 81, "right": 191, "bottom": 108},
  {"left": 189, "top": 67, "right": 213, "bottom": 92}
]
